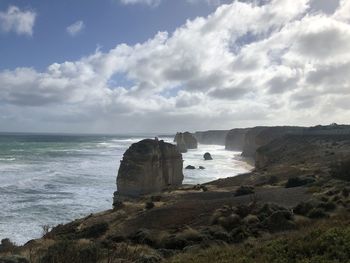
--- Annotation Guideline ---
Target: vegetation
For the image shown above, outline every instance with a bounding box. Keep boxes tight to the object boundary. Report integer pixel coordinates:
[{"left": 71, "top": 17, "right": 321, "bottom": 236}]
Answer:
[
  {"left": 167, "top": 217, "right": 350, "bottom": 263},
  {"left": 234, "top": 186, "right": 254, "bottom": 196},
  {"left": 285, "top": 177, "right": 315, "bottom": 188},
  {"left": 331, "top": 159, "right": 350, "bottom": 181}
]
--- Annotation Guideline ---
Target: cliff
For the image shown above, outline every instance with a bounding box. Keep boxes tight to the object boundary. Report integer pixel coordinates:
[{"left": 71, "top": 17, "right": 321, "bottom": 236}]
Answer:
[
  {"left": 225, "top": 128, "right": 250, "bottom": 151},
  {"left": 241, "top": 126, "right": 304, "bottom": 159},
  {"left": 116, "top": 139, "right": 183, "bottom": 197},
  {"left": 194, "top": 130, "right": 229, "bottom": 145},
  {"left": 241, "top": 126, "right": 269, "bottom": 158},
  {"left": 256, "top": 133, "right": 350, "bottom": 172}
]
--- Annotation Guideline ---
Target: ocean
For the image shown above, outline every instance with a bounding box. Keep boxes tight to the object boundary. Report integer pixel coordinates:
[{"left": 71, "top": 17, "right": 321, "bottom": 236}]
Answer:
[{"left": 0, "top": 133, "right": 250, "bottom": 244}]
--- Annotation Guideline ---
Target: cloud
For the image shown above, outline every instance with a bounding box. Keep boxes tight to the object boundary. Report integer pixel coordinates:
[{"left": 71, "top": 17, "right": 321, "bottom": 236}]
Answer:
[
  {"left": 119, "top": 0, "right": 222, "bottom": 7},
  {"left": 119, "top": 0, "right": 162, "bottom": 6},
  {"left": 0, "top": 6, "right": 36, "bottom": 36},
  {"left": 66, "top": 20, "right": 85, "bottom": 36},
  {"left": 1, "top": 0, "right": 350, "bottom": 133}
]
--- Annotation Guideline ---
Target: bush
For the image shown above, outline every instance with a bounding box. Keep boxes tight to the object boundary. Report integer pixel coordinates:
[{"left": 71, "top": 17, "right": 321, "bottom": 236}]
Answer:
[
  {"left": 0, "top": 238, "right": 17, "bottom": 253},
  {"left": 285, "top": 177, "right": 315, "bottom": 188},
  {"left": 267, "top": 176, "right": 278, "bottom": 185},
  {"left": 39, "top": 240, "right": 101, "bottom": 263},
  {"left": 77, "top": 222, "right": 108, "bottom": 239},
  {"left": 294, "top": 201, "right": 314, "bottom": 216},
  {"left": 331, "top": 160, "right": 350, "bottom": 181},
  {"left": 145, "top": 202, "right": 155, "bottom": 210},
  {"left": 234, "top": 186, "right": 254, "bottom": 196},
  {"left": 308, "top": 208, "right": 327, "bottom": 219},
  {"left": 317, "top": 201, "right": 336, "bottom": 211}
]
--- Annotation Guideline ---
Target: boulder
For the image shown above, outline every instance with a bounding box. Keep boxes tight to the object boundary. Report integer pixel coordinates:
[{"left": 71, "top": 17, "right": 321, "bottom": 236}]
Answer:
[
  {"left": 185, "top": 165, "right": 196, "bottom": 170},
  {"left": 174, "top": 132, "right": 198, "bottom": 153},
  {"left": 116, "top": 139, "right": 183, "bottom": 198},
  {"left": 204, "top": 152, "right": 213, "bottom": 160}
]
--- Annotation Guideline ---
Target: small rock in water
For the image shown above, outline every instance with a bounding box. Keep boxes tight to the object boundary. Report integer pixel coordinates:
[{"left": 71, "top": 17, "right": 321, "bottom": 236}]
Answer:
[
  {"left": 198, "top": 166, "right": 205, "bottom": 170},
  {"left": 204, "top": 152, "right": 213, "bottom": 160},
  {"left": 185, "top": 165, "right": 196, "bottom": 170}
]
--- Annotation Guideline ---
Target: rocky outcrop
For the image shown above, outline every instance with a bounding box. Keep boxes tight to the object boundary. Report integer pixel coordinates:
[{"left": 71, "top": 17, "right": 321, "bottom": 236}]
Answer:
[
  {"left": 174, "top": 132, "right": 198, "bottom": 153},
  {"left": 116, "top": 139, "right": 183, "bottom": 198},
  {"left": 225, "top": 128, "right": 250, "bottom": 151},
  {"left": 194, "top": 130, "right": 229, "bottom": 145},
  {"left": 204, "top": 152, "right": 213, "bottom": 160}
]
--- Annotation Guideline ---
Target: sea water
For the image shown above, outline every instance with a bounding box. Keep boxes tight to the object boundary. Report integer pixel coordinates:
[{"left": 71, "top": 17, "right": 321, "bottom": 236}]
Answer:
[{"left": 0, "top": 133, "right": 251, "bottom": 244}]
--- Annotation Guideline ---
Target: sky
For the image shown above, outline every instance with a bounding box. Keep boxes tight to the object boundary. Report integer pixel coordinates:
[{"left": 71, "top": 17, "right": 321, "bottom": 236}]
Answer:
[{"left": 0, "top": 0, "right": 349, "bottom": 134}]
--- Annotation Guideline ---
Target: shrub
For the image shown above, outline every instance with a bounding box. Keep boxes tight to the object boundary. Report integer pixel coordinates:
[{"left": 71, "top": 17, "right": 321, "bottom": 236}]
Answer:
[
  {"left": 145, "top": 202, "right": 155, "bottom": 210},
  {"left": 39, "top": 240, "right": 101, "bottom": 263},
  {"left": 330, "top": 159, "right": 350, "bottom": 181},
  {"left": 267, "top": 175, "right": 278, "bottom": 185},
  {"left": 317, "top": 201, "right": 336, "bottom": 211},
  {"left": 294, "top": 201, "right": 314, "bottom": 216},
  {"left": 0, "top": 238, "right": 17, "bottom": 253},
  {"left": 77, "top": 222, "right": 108, "bottom": 239},
  {"left": 234, "top": 186, "right": 254, "bottom": 196},
  {"left": 285, "top": 177, "right": 315, "bottom": 188},
  {"left": 308, "top": 208, "right": 327, "bottom": 219}
]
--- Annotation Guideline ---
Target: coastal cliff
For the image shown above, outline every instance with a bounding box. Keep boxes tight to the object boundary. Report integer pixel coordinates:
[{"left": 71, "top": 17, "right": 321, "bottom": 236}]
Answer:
[
  {"left": 241, "top": 126, "right": 268, "bottom": 158},
  {"left": 256, "top": 125, "right": 350, "bottom": 172},
  {"left": 194, "top": 130, "right": 228, "bottom": 145},
  {"left": 241, "top": 126, "right": 304, "bottom": 159},
  {"left": 116, "top": 139, "right": 183, "bottom": 197},
  {"left": 225, "top": 128, "right": 249, "bottom": 151}
]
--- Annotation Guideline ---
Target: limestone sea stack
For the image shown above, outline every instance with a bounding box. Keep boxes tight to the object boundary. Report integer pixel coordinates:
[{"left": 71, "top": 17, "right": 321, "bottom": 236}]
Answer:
[
  {"left": 116, "top": 139, "right": 184, "bottom": 198},
  {"left": 174, "top": 132, "right": 198, "bottom": 153}
]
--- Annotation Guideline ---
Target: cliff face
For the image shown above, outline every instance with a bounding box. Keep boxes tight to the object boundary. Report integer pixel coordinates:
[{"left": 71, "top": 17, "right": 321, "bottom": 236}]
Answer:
[
  {"left": 255, "top": 134, "right": 350, "bottom": 172},
  {"left": 116, "top": 139, "right": 183, "bottom": 197},
  {"left": 225, "top": 128, "right": 250, "bottom": 151},
  {"left": 241, "top": 127, "right": 269, "bottom": 158},
  {"left": 194, "top": 130, "right": 229, "bottom": 145},
  {"left": 174, "top": 132, "right": 198, "bottom": 153},
  {"left": 241, "top": 126, "right": 304, "bottom": 159}
]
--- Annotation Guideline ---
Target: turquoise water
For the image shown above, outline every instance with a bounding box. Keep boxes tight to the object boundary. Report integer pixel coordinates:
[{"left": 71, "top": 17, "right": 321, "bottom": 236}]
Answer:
[{"left": 0, "top": 133, "right": 250, "bottom": 244}]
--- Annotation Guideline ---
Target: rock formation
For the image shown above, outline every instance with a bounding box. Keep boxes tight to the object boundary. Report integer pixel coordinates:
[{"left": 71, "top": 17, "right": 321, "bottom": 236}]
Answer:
[
  {"left": 174, "top": 132, "right": 198, "bottom": 153},
  {"left": 241, "top": 126, "right": 269, "bottom": 158},
  {"left": 194, "top": 130, "right": 229, "bottom": 145},
  {"left": 255, "top": 131, "right": 350, "bottom": 171},
  {"left": 225, "top": 128, "right": 250, "bottom": 151},
  {"left": 204, "top": 152, "right": 213, "bottom": 160},
  {"left": 116, "top": 139, "right": 183, "bottom": 198},
  {"left": 241, "top": 126, "right": 304, "bottom": 159}
]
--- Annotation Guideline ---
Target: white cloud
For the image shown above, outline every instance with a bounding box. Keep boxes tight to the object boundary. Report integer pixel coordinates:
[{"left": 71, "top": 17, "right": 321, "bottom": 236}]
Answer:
[
  {"left": 119, "top": 0, "right": 162, "bottom": 6},
  {"left": 119, "top": 0, "right": 222, "bottom": 7},
  {"left": 1, "top": 0, "right": 350, "bottom": 133},
  {"left": 0, "top": 6, "right": 36, "bottom": 36},
  {"left": 66, "top": 20, "right": 85, "bottom": 36}
]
